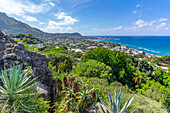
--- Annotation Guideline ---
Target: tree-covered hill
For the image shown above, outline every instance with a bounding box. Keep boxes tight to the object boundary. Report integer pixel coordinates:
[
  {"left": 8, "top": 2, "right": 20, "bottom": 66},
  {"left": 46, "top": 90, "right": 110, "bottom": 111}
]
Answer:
[{"left": 0, "top": 12, "right": 81, "bottom": 39}]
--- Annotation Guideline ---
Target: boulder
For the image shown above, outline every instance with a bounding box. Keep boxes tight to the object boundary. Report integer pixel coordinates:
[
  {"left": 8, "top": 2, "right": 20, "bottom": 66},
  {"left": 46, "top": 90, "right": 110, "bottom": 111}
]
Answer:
[{"left": 0, "top": 29, "right": 53, "bottom": 100}]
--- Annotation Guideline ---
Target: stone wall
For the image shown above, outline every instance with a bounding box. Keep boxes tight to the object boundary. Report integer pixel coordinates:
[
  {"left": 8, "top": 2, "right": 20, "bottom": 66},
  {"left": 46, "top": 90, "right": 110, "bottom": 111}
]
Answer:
[{"left": 0, "top": 29, "right": 53, "bottom": 99}]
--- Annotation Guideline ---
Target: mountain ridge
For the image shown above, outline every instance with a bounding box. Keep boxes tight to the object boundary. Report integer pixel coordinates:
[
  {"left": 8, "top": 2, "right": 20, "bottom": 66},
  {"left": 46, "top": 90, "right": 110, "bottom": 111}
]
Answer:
[{"left": 0, "top": 12, "right": 81, "bottom": 38}]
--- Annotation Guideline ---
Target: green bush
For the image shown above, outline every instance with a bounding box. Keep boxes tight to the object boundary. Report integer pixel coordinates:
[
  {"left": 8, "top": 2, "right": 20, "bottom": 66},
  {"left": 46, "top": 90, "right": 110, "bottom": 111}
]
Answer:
[
  {"left": 82, "top": 47, "right": 137, "bottom": 87},
  {"left": 11, "top": 33, "right": 42, "bottom": 44},
  {"left": 15, "top": 39, "right": 39, "bottom": 52},
  {"left": 154, "top": 68, "right": 170, "bottom": 87},
  {"left": 47, "top": 52, "right": 76, "bottom": 74},
  {"left": 98, "top": 88, "right": 134, "bottom": 113},
  {"left": 0, "top": 65, "right": 50, "bottom": 112},
  {"left": 131, "top": 56, "right": 154, "bottom": 77},
  {"left": 83, "top": 77, "right": 167, "bottom": 113},
  {"left": 72, "top": 60, "right": 112, "bottom": 78},
  {"left": 71, "top": 51, "right": 83, "bottom": 58},
  {"left": 151, "top": 55, "right": 170, "bottom": 65},
  {"left": 1, "top": 90, "right": 50, "bottom": 113},
  {"left": 136, "top": 80, "right": 170, "bottom": 103}
]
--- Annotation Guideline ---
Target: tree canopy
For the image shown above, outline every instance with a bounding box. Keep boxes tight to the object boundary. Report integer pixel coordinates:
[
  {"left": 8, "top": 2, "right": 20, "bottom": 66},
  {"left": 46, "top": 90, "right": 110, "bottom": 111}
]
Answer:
[
  {"left": 82, "top": 47, "right": 137, "bottom": 87},
  {"left": 72, "top": 59, "right": 112, "bottom": 78}
]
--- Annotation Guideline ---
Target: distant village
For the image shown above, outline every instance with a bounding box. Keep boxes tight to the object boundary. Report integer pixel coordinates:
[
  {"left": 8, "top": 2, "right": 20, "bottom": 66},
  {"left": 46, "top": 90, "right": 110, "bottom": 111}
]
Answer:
[
  {"left": 31, "top": 36, "right": 155, "bottom": 58},
  {"left": 28, "top": 36, "right": 170, "bottom": 73}
]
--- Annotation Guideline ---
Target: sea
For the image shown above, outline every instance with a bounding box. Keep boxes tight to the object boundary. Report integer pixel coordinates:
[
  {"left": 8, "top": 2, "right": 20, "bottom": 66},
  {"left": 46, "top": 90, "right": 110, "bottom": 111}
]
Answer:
[{"left": 98, "top": 36, "right": 170, "bottom": 56}]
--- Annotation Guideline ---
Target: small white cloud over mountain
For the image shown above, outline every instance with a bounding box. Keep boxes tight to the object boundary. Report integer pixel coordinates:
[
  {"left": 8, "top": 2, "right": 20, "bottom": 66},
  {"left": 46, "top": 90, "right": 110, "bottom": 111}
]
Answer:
[
  {"left": 42, "top": 12, "right": 79, "bottom": 33},
  {"left": 22, "top": 15, "right": 38, "bottom": 22}
]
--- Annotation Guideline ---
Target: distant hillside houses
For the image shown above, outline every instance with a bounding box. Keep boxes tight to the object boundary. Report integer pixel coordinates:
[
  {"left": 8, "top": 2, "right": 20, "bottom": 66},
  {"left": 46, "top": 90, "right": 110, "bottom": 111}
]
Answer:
[{"left": 29, "top": 44, "right": 44, "bottom": 48}]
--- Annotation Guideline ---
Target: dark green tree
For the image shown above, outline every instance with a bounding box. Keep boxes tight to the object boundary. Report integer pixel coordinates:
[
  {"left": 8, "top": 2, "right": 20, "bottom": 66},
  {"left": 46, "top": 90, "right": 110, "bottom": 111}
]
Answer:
[
  {"left": 82, "top": 47, "right": 136, "bottom": 87},
  {"left": 47, "top": 52, "right": 76, "bottom": 73},
  {"left": 72, "top": 60, "right": 112, "bottom": 78}
]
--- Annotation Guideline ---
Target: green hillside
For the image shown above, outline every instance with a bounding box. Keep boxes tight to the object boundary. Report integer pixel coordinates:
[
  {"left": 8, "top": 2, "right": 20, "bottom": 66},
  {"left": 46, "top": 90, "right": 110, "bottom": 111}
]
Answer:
[{"left": 0, "top": 12, "right": 81, "bottom": 39}]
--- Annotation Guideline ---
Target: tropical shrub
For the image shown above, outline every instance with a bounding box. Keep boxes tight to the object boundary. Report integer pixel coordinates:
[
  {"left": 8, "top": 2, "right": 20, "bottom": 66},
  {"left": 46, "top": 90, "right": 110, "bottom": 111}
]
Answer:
[
  {"left": 82, "top": 47, "right": 136, "bottom": 87},
  {"left": 131, "top": 56, "right": 154, "bottom": 77},
  {"left": 136, "top": 80, "right": 170, "bottom": 103},
  {"left": 47, "top": 52, "right": 76, "bottom": 73},
  {"left": 98, "top": 88, "right": 134, "bottom": 113},
  {"left": 71, "top": 51, "right": 83, "bottom": 58},
  {"left": 11, "top": 33, "right": 42, "bottom": 44},
  {"left": 72, "top": 60, "right": 112, "bottom": 78},
  {"left": 15, "top": 39, "right": 39, "bottom": 52},
  {"left": 84, "top": 77, "right": 166, "bottom": 113},
  {"left": 43, "top": 47, "right": 68, "bottom": 54},
  {"left": 151, "top": 55, "right": 170, "bottom": 65},
  {"left": 0, "top": 65, "right": 50, "bottom": 112},
  {"left": 1, "top": 90, "right": 50, "bottom": 113},
  {"left": 154, "top": 68, "right": 170, "bottom": 87},
  {"left": 53, "top": 75, "right": 98, "bottom": 112}
]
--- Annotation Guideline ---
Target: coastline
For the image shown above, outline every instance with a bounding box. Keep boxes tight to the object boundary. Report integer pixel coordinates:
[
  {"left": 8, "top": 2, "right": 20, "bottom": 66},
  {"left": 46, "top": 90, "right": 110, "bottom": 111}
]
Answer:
[
  {"left": 90, "top": 38, "right": 156, "bottom": 58},
  {"left": 94, "top": 36, "right": 170, "bottom": 57}
]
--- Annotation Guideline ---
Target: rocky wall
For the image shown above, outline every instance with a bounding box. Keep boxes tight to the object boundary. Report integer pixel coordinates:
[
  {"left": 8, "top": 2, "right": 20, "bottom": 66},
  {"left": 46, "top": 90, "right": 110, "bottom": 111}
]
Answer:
[{"left": 0, "top": 29, "right": 53, "bottom": 99}]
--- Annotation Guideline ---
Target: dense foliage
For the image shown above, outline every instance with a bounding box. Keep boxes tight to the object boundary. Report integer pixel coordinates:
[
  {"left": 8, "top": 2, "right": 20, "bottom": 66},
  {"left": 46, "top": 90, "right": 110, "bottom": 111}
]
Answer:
[
  {"left": 53, "top": 75, "right": 99, "bottom": 112},
  {"left": 84, "top": 77, "right": 167, "bottom": 113},
  {"left": 3, "top": 37, "right": 169, "bottom": 112},
  {"left": 71, "top": 51, "right": 83, "bottom": 58},
  {"left": 0, "top": 65, "right": 50, "bottom": 112},
  {"left": 151, "top": 55, "right": 170, "bottom": 65},
  {"left": 98, "top": 88, "right": 134, "bottom": 113},
  {"left": 72, "top": 59, "right": 112, "bottom": 78},
  {"left": 131, "top": 56, "right": 154, "bottom": 77},
  {"left": 14, "top": 39, "right": 39, "bottom": 52},
  {"left": 82, "top": 47, "right": 140, "bottom": 87},
  {"left": 11, "top": 33, "right": 43, "bottom": 44},
  {"left": 45, "top": 48, "right": 76, "bottom": 74}
]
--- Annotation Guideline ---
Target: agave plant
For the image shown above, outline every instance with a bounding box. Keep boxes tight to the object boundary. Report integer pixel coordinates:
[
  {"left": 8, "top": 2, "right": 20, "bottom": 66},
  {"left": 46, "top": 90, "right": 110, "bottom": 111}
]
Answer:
[
  {"left": 98, "top": 88, "right": 134, "bottom": 113},
  {"left": 0, "top": 65, "right": 37, "bottom": 111}
]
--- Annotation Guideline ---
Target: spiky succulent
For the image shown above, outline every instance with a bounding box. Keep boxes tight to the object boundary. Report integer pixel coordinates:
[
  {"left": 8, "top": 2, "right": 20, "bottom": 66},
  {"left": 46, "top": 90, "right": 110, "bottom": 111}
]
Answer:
[
  {"left": 0, "top": 65, "right": 37, "bottom": 111},
  {"left": 98, "top": 88, "right": 134, "bottom": 113}
]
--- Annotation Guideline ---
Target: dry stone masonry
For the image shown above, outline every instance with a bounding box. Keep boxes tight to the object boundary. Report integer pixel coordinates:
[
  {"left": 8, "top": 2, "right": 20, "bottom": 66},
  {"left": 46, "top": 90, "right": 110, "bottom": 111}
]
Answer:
[{"left": 0, "top": 28, "right": 53, "bottom": 99}]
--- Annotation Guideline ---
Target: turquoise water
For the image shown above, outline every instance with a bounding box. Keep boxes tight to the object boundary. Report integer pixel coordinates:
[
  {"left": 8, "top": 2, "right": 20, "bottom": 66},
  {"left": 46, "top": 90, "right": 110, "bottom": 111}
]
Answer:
[{"left": 98, "top": 36, "right": 170, "bottom": 56}]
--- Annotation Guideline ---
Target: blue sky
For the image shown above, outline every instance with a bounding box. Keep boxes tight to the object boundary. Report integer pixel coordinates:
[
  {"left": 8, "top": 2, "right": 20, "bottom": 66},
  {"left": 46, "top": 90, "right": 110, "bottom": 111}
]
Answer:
[{"left": 0, "top": 0, "right": 170, "bottom": 36}]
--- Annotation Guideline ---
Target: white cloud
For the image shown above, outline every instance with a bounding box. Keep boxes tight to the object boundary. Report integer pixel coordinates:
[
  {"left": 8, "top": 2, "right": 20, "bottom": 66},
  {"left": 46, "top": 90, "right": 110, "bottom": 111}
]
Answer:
[
  {"left": 156, "top": 23, "right": 166, "bottom": 29},
  {"left": 54, "top": 12, "right": 79, "bottom": 26},
  {"left": 39, "top": 22, "right": 45, "bottom": 25},
  {"left": 133, "top": 18, "right": 169, "bottom": 29},
  {"left": 91, "top": 18, "right": 170, "bottom": 35},
  {"left": 92, "top": 25, "right": 170, "bottom": 36},
  {"left": 22, "top": 15, "right": 38, "bottom": 22},
  {"left": 42, "top": 23, "right": 76, "bottom": 33},
  {"left": 114, "top": 26, "right": 123, "bottom": 30},
  {"left": 49, "top": 2, "right": 55, "bottom": 6},
  {"left": 42, "top": 12, "right": 79, "bottom": 33},
  {"left": 134, "top": 19, "right": 144, "bottom": 25},
  {"left": 65, "top": 26, "right": 74, "bottom": 31},
  {"left": 71, "top": 0, "right": 91, "bottom": 8},
  {"left": 133, "top": 19, "right": 148, "bottom": 27},
  {"left": 136, "top": 4, "right": 140, "bottom": 7},
  {"left": 159, "top": 18, "right": 168, "bottom": 22},
  {"left": 43, "top": 0, "right": 60, "bottom": 4},
  {"left": 133, "top": 10, "right": 137, "bottom": 14},
  {"left": 149, "top": 20, "right": 157, "bottom": 26},
  {"left": 0, "top": 0, "right": 50, "bottom": 16},
  {"left": 165, "top": 27, "right": 169, "bottom": 30}
]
